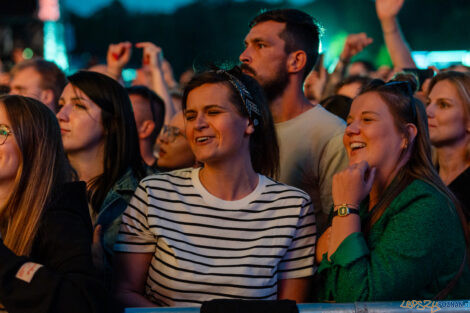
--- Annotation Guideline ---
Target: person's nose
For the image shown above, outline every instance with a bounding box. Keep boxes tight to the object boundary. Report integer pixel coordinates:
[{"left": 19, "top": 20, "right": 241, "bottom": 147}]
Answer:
[
  {"left": 345, "top": 120, "right": 360, "bottom": 136},
  {"left": 56, "top": 104, "right": 71, "bottom": 122},
  {"left": 239, "top": 46, "right": 252, "bottom": 64}
]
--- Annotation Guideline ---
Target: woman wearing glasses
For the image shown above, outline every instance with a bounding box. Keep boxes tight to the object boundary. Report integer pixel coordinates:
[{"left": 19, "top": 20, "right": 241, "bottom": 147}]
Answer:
[
  {"left": 0, "top": 95, "right": 104, "bottom": 312},
  {"left": 56, "top": 71, "right": 151, "bottom": 287},
  {"left": 155, "top": 111, "right": 196, "bottom": 171},
  {"left": 113, "top": 67, "right": 316, "bottom": 308},
  {"left": 316, "top": 77, "right": 470, "bottom": 301}
]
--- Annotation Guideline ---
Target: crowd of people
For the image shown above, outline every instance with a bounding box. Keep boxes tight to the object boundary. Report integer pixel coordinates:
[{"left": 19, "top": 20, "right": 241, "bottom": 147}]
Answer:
[{"left": 0, "top": 0, "right": 469, "bottom": 312}]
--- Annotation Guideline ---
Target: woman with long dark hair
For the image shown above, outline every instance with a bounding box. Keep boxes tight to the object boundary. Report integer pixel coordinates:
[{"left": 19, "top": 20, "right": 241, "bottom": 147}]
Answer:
[
  {"left": 0, "top": 95, "right": 104, "bottom": 312},
  {"left": 113, "top": 67, "right": 316, "bottom": 308},
  {"left": 316, "top": 77, "right": 470, "bottom": 300},
  {"left": 56, "top": 71, "right": 149, "bottom": 284}
]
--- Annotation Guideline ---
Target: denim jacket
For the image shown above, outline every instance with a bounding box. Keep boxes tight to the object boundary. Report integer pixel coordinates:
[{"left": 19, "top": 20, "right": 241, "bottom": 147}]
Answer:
[{"left": 94, "top": 166, "right": 157, "bottom": 287}]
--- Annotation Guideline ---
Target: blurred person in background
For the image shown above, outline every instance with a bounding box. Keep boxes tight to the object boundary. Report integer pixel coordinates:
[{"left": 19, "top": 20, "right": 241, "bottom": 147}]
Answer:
[
  {"left": 427, "top": 71, "right": 470, "bottom": 229},
  {"left": 127, "top": 85, "right": 165, "bottom": 168},
  {"left": 9, "top": 59, "right": 66, "bottom": 112},
  {"left": 155, "top": 111, "right": 196, "bottom": 171}
]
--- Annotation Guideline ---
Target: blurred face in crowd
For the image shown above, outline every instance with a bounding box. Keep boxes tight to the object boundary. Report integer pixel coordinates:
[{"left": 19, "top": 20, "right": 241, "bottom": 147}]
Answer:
[
  {"left": 56, "top": 83, "right": 105, "bottom": 155},
  {"left": 184, "top": 83, "right": 253, "bottom": 166},
  {"left": 347, "top": 62, "right": 369, "bottom": 77},
  {"left": 426, "top": 80, "right": 470, "bottom": 148},
  {"left": 10, "top": 67, "right": 44, "bottom": 102},
  {"left": 337, "top": 82, "right": 362, "bottom": 99},
  {"left": 156, "top": 111, "right": 195, "bottom": 170},
  {"left": 239, "top": 21, "right": 289, "bottom": 101},
  {"left": 0, "top": 104, "right": 21, "bottom": 193},
  {"left": 129, "top": 93, "right": 152, "bottom": 131},
  {"left": 344, "top": 92, "right": 408, "bottom": 179}
]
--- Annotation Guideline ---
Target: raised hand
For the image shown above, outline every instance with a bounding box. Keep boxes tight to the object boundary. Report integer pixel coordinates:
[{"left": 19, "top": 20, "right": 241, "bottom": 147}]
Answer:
[
  {"left": 376, "top": 0, "right": 405, "bottom": 21},
  {"left": 135, "top": 42, "right": 163, "bottom": 69},
  {"left": 332, "top": 161, "right": 376, "bottom": 208},
  {"left": 340, "top": 33, "right": 373, "bottom": 62},
  {"left": 107, "top": 41, "right": 132, "bottom": 72}
]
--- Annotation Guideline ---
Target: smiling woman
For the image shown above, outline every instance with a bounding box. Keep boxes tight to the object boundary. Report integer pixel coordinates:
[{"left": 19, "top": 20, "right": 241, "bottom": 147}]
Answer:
[
  {"left": 113, "top": 67, "right": 317, "bottom": 308},
  {"left": 315, "top": 76, "right": 470, "bottom": 301}
]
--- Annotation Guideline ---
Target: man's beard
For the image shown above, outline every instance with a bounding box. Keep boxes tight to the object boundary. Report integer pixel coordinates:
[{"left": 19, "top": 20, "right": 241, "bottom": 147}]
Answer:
[
  {"left": 261, "top": 69, "right": 289, "bottom": 103},
  {"left": 240, "top": 63, "right": 288, "bottom": 103}
]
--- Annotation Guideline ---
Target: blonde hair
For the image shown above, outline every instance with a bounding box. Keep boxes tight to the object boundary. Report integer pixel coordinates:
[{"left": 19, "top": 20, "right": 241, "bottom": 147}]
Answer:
[
  {"left": 0, "top": 95, "right": 74, "bottom": 256},
  {"left": 428, "top": 71, "right": 470, "bottom": 161}
]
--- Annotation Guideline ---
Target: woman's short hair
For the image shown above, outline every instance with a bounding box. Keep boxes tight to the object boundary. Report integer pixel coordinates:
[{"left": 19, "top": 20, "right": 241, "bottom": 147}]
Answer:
[
  {"left": 182, "top": 66, "right": 279, "bottom": 179},
  {"left": 1, "top": 95, "right": 74, "bottom": 255},
  {"left": 67, "top": 71, "right": 146, "bottom": 212}
]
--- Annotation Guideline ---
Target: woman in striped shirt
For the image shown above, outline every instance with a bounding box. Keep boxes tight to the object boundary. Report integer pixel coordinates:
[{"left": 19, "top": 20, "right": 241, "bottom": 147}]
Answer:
[{"left": 113, "top": 67, "right": 317, "bottom": 308}]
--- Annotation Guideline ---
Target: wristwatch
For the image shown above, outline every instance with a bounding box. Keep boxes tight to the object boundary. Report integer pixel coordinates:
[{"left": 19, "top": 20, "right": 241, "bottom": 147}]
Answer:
[{"left": 333, "top": 205, "right": 359, "bottom": 217}]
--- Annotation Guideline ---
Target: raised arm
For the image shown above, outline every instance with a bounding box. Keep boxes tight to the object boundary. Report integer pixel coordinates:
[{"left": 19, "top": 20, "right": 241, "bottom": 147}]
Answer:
[
  {"left": 322, "top": 33, "right": 373, "bottom": 99},
  {"left": 376, "top": 0, "right": 416, "bottom": 70},
  {"left": 136, "top": 42, "right": 177, "bottom": 124},
  {"left": 106, "top": 41, "right": 132, "bottom": 81}
]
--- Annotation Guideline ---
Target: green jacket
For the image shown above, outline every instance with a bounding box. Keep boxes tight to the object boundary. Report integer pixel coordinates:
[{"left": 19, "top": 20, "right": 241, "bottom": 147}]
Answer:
[{"left": 318, "top": 179, "right": 470, "bottom": 301}]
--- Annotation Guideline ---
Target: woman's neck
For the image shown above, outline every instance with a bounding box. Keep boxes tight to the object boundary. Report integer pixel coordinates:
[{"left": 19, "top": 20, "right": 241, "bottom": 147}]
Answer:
[
  {"left": 67, "top": 145, "right": 105, "bottom": 184},
  {"left": 437, "top": 144, "right": 470, "bottom": 185},
  {"left": 199, "top": 157, "right": 258, "bottom": 201}
]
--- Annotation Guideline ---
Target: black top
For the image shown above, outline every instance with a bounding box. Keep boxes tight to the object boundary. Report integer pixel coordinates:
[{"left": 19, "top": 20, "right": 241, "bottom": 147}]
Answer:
[
  {"left": 0, "top": 182, "right": 106, "bottom": 313},
  {"left": 448, "top": 167, "right": 470, "bottom": 223}
]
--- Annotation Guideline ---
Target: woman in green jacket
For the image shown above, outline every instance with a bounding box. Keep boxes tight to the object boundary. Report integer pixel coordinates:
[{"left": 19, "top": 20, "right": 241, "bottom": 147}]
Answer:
[{"left": 316, "top": 77, "right": 470, "bottom": 301}]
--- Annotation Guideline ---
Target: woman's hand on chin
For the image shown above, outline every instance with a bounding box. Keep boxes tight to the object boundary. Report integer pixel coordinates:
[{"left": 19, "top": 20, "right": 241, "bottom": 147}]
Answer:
[{"left": 332, "top": 160, "right": 376, "bottom": 207}]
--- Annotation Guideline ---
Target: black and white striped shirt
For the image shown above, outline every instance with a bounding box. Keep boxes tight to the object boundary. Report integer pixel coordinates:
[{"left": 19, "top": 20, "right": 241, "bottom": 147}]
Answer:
[{"left": 115, "top": 168, "right": 316, "bottom": 307}]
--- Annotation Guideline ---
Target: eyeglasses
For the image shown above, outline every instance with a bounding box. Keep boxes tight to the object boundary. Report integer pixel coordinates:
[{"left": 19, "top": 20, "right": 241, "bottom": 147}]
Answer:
[
  {"left": 160, "top": 125, "right": 184, "bottom": 143},
  {"left": 0, "top": 124, "right": 12, "bottom": 145}
]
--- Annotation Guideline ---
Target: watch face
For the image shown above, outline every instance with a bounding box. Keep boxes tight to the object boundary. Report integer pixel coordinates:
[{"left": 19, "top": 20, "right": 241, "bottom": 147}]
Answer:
[{"left": 338, "top": 206, "right": 348, "bottom": 216}]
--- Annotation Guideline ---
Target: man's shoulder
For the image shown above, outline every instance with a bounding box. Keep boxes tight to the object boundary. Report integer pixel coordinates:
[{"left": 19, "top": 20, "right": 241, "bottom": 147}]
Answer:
[{"left": 283, "top": 105, "right": 344, "bottom": 128}]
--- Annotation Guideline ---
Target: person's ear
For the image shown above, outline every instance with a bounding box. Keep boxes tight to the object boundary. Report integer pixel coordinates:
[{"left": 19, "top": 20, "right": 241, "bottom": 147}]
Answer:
[
  {"left": 286, "top": 50, "right": 307, "bottom": 74},
  {"left": 138, "top": 120, "right": 156, "bottom": 139},
  {"left": 40, "top": 89, "right": 55, "bottom": 109},
  {"left": 403, "top": 123, "right": 418, "bottom": 149},
  {"left": 245, "top": 119, "right": 256, "bottom": 136}
]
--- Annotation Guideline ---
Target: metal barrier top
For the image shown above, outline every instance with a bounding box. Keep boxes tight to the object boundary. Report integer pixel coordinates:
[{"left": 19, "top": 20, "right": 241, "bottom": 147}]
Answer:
[{"left": 125, "top": 300, "right": 470, "bottom": 313}]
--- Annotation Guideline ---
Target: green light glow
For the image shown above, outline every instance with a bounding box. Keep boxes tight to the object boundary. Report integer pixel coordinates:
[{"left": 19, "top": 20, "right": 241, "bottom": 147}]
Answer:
[
  {"left": 44, "top": 21, "right": 69, "bottom": 71},
  {"left": 22, "top": 48, "right": 34, "bottom": 59}
]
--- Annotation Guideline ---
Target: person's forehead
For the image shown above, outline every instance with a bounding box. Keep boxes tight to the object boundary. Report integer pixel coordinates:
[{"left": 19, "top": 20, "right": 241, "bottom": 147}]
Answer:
[
  {"left": 129, "top": 94, "right": 149, "bottom": 106},
  {"left": 12, "top": 67, "right": 43, "bottom": 87},
  {"left": 246, "top": 20, "right": 286, "bottom": 41}
]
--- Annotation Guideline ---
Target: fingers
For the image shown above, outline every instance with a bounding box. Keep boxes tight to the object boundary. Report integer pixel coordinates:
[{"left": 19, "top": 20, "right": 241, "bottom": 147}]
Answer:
[
  {"left": 341, "top": 33, "right": 373, "bottom": 60},
  {"left": 365, "top": 167, "right": 377, "bottom": 191}
]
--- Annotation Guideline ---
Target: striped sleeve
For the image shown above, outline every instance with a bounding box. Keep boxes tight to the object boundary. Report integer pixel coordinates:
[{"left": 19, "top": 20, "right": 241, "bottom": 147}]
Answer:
[
  {"left": 278, "top": 197, "right": 317, "bottom": 279},
  {"left": 114, "top": 181, "right": 157, "bottom": 253}
]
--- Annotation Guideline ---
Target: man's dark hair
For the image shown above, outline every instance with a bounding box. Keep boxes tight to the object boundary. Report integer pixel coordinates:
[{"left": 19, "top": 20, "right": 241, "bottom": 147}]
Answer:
[
  {"left": 249, "top": 9, "right": 320, "bottom": 80},
  {"left": 126, "top": 85, "right": 165, "bottom": 144},
  {"left": 12, "top": 59, "right": 66, "bottom": 109}
]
